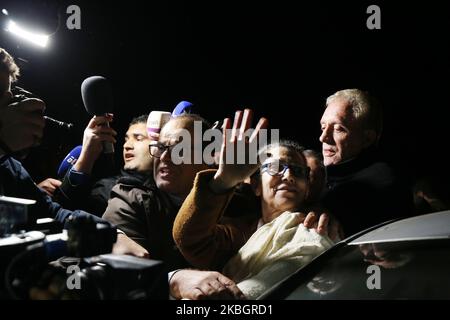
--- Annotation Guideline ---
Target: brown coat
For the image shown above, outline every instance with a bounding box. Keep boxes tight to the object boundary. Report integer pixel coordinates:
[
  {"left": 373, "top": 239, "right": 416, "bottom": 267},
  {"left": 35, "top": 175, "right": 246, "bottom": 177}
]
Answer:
[{"left": 173, "top": 169, "right": 259, "bottom": 270}]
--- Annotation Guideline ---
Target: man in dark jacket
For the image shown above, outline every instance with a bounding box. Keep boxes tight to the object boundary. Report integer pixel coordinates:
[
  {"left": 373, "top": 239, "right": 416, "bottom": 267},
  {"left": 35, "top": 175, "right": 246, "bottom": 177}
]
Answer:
[
  {"left": 319, "top": 89, "right": 413, "bottom": 236},
  {"left": 103, "top": 114, "right": 214, "bottom": 270},
  {"left": 54, "top": 114, "right": 154, "bottom": 216}
]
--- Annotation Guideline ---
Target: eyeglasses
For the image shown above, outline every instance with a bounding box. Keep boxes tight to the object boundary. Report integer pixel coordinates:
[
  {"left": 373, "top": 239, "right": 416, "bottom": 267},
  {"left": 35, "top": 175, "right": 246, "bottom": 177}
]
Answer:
[
  {"left": 261, "top": 162, "right": 310, "bottom": 179},
  {"left": 149, "top": 141, "right": 180, "bottom": 158}
]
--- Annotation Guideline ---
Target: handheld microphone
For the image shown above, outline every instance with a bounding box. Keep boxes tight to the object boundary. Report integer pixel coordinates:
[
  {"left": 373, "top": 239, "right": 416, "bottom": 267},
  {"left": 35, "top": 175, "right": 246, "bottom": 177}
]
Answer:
[
  {"left": 172, "top": 101, "right": 194, "bottom": 117},
  {"left": 57, "top": 145, "right": 82, "bottom": 178},
  {"left": 81, "top": 76, "right": 114, "bottom": 154},
  {"left": 146, "top": 111, "right": 171, "bottom": 137}
]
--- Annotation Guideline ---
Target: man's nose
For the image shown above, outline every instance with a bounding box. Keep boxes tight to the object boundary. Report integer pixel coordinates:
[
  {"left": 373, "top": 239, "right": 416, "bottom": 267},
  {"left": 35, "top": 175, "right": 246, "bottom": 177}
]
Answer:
[
  {"left": 123, "top": 140, "right": 133, "bottom": 150},
  {"left": 160, "top": 147, "right": 171, "bottom": 162},
  {"left": 319, "top": 126, "right": 333, "bottom": 144}
]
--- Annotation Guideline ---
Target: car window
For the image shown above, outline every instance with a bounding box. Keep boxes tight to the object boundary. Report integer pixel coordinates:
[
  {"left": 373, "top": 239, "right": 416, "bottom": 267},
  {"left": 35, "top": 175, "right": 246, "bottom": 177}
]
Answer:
[{"left": 263, "top": 239, "right": 450, "bottom": 299}]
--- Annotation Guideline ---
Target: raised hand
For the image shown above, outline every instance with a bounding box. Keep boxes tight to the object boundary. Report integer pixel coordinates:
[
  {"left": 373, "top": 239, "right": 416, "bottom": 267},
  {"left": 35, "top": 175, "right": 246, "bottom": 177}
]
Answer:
[
  {"left": 73, "top": 114, "right": 117, "bottom": 174},
  {"left": 210, "top": 109, "right": 268, "bottom": 193},
  {"left": 0, "top": 94, "right": 46, "bottom": 153}
]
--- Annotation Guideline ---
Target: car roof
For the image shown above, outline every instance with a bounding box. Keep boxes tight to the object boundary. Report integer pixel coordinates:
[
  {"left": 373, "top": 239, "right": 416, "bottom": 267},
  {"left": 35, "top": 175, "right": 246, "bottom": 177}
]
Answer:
[{"left": 349, "top": 210, "right": 450, "bottom": 245}]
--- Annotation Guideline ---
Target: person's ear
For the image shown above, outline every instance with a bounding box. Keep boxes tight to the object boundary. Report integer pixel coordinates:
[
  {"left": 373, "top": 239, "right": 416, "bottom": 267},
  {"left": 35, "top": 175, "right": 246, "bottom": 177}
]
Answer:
[{"left": 363, "top": 129, "right": 377, "bottom": 148}]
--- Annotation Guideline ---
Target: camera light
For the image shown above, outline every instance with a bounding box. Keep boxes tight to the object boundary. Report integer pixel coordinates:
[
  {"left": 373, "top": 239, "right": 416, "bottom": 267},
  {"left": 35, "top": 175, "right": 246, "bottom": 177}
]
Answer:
[{"left": 5, "top": 20, "right": 49, "bottom": 48}]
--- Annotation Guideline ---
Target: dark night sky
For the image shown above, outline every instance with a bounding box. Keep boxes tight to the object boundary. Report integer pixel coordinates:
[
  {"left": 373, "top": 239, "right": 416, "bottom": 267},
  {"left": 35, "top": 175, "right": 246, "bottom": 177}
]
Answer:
[{"left": 0, "top": 0, "right": 449, "bottom": 181}]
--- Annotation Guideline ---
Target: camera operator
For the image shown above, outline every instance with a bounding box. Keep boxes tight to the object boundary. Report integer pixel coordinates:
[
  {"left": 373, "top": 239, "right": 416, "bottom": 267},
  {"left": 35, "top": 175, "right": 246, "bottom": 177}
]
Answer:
[
  {"left": 0, "top": 47, "right": 147, "bottom": 258},
  {"left": 0, "top": 51, "right": 45, "bottom": 157}
]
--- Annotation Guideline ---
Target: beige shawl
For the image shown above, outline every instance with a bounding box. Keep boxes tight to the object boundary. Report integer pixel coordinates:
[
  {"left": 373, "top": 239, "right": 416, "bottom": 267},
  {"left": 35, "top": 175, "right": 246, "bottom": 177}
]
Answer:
[{"left": 223, "top": 211, "right": 334, "bottom": 299}]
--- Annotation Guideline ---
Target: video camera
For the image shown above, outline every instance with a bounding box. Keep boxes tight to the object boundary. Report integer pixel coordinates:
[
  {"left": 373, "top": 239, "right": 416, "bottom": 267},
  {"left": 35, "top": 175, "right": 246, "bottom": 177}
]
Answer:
[{"left": 0, "top": 197, "right": 168, "bottom": 300}]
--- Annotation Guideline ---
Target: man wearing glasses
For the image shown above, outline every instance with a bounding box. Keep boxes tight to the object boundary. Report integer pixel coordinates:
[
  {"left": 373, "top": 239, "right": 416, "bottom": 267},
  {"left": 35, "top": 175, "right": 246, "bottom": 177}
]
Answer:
[{"left": 103, "top": 114, "right": 212, "bottom": 269}]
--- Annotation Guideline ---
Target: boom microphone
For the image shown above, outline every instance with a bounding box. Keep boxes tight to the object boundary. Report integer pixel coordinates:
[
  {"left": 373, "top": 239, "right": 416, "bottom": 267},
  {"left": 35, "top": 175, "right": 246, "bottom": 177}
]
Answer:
[{"left": 81, "top": 76, "right": 114, "bottom": 154}]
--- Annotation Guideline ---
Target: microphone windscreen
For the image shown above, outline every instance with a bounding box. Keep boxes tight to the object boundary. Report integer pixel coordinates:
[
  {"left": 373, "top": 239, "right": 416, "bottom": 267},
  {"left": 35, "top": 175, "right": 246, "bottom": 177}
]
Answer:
[
  {"left": 81, "top": 76, "right": 114, "bottom": 115},
  {"left": 172, "top": 101, "right": 194, "bottom": 117},
  {"left": 57, "top": 145, "right": 82, "bottom": 178},
  {"left": 147, "top": 111, "right": 172, "bottom": 136}
]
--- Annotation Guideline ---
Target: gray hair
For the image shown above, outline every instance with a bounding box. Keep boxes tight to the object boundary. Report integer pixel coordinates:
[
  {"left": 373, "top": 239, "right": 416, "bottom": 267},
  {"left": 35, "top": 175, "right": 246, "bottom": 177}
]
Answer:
[{"left": 326, "top": 89, "right": 383, "bottom": 142}]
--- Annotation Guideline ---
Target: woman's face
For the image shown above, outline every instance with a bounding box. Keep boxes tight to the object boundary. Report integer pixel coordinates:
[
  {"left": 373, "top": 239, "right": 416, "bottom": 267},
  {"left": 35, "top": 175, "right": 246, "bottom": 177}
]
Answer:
[{"left": 257, "top": 146, "right": 309, "bottom": 222}]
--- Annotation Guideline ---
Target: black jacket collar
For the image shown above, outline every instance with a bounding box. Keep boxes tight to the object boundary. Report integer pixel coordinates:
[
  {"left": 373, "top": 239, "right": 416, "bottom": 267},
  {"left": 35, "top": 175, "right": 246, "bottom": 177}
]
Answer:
[{"left": 325, "top": 147, "right": 380, "bottom": 179}]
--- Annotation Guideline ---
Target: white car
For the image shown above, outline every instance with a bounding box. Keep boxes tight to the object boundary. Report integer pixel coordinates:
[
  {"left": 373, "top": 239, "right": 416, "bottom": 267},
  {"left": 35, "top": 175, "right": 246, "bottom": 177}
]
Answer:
[{"left": 260, "top": 210, "right": 450, "bottom": 299}]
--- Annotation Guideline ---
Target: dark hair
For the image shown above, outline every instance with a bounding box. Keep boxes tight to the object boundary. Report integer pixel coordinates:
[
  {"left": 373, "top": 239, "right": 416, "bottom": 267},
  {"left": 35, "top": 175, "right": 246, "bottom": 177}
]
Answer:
[
  {"left": 0, "top": 48, "right": 20, "bottom": 82},
  {"left": 129, "top": 114, "right": 148, "bottom": 126},
  {"left": 259, "top": 139, "right": 306, "bottom": 161},
  {"left": 302, "top": 149, "right": 324, "bottom": 168},
  {"left": 252, "top": 139, "right": 307, "bottom": 180}
]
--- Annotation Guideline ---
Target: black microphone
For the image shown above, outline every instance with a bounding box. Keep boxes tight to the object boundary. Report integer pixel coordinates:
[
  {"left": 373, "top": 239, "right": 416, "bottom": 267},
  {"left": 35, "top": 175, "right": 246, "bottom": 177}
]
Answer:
[
  {"left": 81, "top": 76, "right": 114, "bottom": 154},
  {"left": 44, "top": 116, "right": 74, "bottom": 131}
]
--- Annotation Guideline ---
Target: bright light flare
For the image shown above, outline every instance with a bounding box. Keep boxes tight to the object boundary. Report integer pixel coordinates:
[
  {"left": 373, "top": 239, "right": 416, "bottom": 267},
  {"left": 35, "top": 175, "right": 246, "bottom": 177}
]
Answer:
[{"left": 5, "top": 20, "right": 49, "bottom": 48}]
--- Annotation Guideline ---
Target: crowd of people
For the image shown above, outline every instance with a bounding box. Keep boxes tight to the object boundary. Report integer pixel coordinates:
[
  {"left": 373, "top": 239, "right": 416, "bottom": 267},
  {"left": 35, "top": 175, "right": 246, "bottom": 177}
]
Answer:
[{"left": 1, "top": 46, "right": 446, "bottom": 300}]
